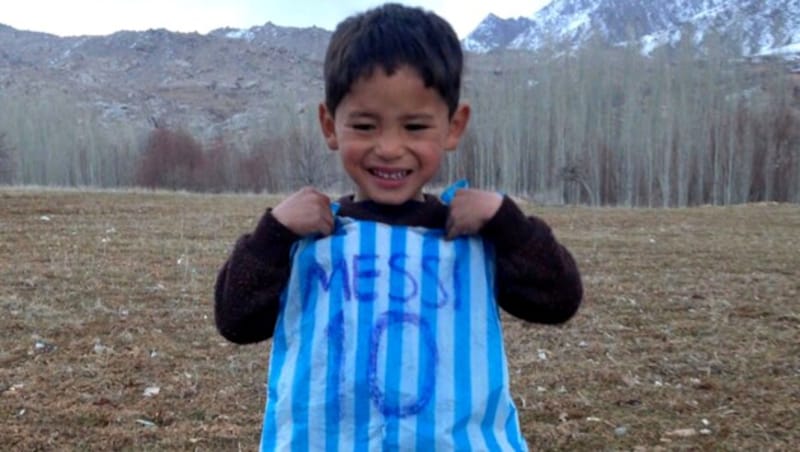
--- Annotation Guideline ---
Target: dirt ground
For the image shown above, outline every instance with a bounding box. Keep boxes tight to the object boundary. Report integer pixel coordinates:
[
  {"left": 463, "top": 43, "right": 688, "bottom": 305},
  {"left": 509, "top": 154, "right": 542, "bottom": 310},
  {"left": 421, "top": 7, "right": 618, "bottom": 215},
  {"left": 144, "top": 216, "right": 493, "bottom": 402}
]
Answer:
[{"left": 1, "top": 188, "right": 798, "bottom": 451}]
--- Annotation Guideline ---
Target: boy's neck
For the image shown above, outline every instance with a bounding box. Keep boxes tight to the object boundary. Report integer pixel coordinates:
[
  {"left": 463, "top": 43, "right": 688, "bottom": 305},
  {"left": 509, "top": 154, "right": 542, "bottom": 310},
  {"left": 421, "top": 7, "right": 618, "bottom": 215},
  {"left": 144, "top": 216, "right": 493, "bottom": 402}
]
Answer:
[
  {"left": 353, "top": 192, "right": 426, "bottom": 203},
  {"left": 338, "top": 193, "right": 447, "bottom": 229},
  {"left": 348, "top": 194, "right": 431, "bottom": 208}
]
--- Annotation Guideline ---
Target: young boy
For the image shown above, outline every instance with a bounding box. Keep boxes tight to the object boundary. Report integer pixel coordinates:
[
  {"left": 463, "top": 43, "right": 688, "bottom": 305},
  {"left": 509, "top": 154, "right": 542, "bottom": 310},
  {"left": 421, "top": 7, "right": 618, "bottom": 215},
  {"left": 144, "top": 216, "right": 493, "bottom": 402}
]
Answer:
[{"left": 214, "top": 3, "right": 582, "bottom": 450}]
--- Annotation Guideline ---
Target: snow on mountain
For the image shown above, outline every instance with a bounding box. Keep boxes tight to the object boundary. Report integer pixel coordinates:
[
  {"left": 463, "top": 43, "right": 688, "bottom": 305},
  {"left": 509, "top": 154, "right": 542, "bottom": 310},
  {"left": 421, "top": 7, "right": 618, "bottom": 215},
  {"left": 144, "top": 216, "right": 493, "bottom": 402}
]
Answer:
[
  {"left": 462, "top": 14, "right": 535, "bottom": 53},
  {"left": 464, "top": 0, "right": 800, "bottom": 57}
]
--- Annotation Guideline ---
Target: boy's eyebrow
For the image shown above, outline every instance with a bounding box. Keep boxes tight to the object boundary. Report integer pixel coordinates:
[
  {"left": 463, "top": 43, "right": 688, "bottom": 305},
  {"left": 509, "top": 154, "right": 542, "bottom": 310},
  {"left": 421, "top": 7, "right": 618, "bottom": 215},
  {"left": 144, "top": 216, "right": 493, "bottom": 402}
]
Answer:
[
  {"left": 400, "top": 113, "right": 435, "bottom": 121},
  {"left": 346, "top": 111, "right": 378, "bottom": 120},
  {"left": 345, "top": 112, "right": 436, "bottom": 121}
]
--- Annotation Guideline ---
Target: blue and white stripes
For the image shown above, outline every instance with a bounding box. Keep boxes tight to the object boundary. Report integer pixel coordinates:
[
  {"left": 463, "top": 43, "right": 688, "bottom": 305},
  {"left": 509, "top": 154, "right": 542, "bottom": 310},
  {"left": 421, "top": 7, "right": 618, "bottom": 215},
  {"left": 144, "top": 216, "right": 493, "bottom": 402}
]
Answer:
[{"left": 260, "top": 218, "right": 527, "bottom": 451}]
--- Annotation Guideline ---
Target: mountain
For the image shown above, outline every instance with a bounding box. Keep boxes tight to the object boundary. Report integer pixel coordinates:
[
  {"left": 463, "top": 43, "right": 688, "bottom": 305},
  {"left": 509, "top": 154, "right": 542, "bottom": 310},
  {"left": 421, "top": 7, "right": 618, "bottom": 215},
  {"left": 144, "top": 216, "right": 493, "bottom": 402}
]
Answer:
[
  {"left": 464, "top": 0, "right": 800, "bottom": 57},
  {"left": 462, "top": 14, "right": 534, "bottom": 53},
  {"left": 1, "top": 0, "right": 798, "bottom": 144},
  {"left": 208, "top": 23, "right": 331, "bottom": 62},
  {"left": 0, "top": 23, "right": 331, "bottom": 139}
]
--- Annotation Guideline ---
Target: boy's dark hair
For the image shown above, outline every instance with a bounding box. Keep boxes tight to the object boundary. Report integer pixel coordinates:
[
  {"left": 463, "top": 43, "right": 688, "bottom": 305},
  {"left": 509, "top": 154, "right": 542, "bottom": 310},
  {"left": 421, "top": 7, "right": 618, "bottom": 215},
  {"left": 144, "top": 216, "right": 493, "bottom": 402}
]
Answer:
[{"left": 323, "top": 3, "right": 463, "bottom": 117}]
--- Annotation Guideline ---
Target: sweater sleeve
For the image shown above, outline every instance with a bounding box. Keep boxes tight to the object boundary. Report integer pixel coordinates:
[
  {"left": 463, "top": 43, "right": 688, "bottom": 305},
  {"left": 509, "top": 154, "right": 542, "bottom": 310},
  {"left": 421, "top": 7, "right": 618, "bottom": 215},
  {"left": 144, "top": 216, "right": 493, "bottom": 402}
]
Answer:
[
  {"left": 479, "top": 197, "right": 583, "bottom": 324},
  {"left": 214, "top": 209, "right": 299, "bottom": 344}
]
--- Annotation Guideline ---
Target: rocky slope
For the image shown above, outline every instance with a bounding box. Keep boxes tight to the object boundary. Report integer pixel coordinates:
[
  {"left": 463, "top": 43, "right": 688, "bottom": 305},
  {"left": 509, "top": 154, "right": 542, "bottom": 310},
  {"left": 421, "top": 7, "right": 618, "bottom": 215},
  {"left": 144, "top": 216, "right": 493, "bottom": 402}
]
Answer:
[{"left": 464, "top": 0, "right": 800, "bottom": 57}]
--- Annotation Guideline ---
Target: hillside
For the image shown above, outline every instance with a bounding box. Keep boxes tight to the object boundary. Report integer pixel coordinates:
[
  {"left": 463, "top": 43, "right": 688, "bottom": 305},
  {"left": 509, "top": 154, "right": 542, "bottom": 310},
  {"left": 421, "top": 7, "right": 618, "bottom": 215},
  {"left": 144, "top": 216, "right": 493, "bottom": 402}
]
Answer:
[{"left": 464, "top": 0, "right": 800, "bottom": 58}]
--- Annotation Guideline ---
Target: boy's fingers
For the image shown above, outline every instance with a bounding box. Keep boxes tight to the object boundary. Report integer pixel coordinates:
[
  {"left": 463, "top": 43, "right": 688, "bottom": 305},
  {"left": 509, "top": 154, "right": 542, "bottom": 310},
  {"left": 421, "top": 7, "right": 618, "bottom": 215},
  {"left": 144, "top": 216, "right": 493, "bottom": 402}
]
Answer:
[
  {"left": 312, "top": 192, "right": 334, "bottom": 236},
  {"left": 273, "top": 186, "right": 335, "bottom": 237},
  {"left": 445, "top": 216, "right": 454, "bottom": 240},
  {"left": 306, "top": 188, "right": 328, "bottom": 203},
  {"left": 445, "top": 214, "right": 462, "bottom": 240},
  {"left": 319, "top": 209, "right": 335, "bottom": 235}
]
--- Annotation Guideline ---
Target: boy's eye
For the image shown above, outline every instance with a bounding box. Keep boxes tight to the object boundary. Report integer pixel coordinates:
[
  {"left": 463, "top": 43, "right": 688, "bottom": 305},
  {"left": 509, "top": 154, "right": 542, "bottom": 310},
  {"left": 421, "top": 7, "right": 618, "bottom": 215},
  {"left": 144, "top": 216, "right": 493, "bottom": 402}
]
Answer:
[
  {"left": 352, "top": 123, "right": 375, "bottom": 131},
  {"left": 405, "top": 124, "right": 429, "bottom": 131}
]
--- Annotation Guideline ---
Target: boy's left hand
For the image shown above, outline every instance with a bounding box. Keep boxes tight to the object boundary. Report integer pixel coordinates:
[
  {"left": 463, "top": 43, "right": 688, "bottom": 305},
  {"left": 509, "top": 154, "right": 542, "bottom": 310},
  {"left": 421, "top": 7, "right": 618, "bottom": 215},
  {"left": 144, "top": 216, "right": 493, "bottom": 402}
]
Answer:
[{"left": 446, "top": 189, "right": 503, "bottom": 239}]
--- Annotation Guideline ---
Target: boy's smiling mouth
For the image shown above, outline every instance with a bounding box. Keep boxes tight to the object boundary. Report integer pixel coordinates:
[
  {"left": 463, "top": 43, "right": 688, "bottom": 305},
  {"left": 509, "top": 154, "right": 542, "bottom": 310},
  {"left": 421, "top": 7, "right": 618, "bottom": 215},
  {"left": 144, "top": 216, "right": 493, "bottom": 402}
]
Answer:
[{"left": 369, "top": 168, "right": 412, "bottom": 180}]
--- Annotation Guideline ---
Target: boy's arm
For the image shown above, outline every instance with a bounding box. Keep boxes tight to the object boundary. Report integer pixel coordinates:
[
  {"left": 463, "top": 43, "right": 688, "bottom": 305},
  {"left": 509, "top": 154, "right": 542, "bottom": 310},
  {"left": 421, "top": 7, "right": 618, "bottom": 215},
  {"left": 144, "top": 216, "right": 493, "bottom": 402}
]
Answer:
[
  {"left": 214, "top": 210, "right": 299, "bottom": 344},
  {"left": 479, "top": 197, "right": 583, "bottom": 323}
]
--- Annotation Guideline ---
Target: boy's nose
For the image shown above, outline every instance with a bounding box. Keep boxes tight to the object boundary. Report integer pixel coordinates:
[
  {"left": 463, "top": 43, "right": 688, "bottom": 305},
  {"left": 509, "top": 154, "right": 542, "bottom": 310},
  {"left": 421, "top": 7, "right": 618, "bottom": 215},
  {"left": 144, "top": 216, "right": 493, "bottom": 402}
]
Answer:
[{"left": 374, "top": 133, "right": 404, "bottom": 159}]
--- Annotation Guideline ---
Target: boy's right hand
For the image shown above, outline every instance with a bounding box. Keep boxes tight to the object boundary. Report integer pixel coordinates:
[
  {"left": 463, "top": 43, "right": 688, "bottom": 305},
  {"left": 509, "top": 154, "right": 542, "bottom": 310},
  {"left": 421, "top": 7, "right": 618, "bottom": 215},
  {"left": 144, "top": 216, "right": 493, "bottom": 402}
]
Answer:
[{"left": 271, "top": 187, "right": 334, "bottom": 237}]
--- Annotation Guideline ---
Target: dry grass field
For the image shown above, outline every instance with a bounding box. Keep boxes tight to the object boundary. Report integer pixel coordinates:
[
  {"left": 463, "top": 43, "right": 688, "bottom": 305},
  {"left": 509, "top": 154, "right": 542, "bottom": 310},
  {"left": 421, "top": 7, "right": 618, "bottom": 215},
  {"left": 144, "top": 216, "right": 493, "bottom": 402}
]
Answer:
[{"left": 1, "top": 188, "right": 798, "bottom": 450}]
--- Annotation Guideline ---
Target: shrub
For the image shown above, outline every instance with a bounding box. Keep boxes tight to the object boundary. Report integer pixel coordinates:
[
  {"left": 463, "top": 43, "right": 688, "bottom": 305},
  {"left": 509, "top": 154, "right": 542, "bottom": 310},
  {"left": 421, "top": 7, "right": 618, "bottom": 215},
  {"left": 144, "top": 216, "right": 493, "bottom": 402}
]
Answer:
[{"left": 136, "top": 128, "right": 205, "bottom": 190}]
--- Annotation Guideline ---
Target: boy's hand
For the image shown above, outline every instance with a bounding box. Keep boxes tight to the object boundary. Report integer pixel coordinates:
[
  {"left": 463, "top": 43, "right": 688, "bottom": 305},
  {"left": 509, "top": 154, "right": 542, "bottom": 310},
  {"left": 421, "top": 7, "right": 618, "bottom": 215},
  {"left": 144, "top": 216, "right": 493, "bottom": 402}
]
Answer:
[
  {"left": 272, "top": 187, "right": 334, "bottom": 237},
  {"left": 446, "top": 189, "right": 503, "bottom": 239}
]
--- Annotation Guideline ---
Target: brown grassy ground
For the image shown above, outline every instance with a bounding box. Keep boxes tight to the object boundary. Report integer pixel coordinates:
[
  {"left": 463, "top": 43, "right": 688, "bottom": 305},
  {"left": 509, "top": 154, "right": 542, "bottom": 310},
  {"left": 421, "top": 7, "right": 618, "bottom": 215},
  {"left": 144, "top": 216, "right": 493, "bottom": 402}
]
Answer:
[{"left": 1, "top": 188, "right": 797, "bottom": 451}]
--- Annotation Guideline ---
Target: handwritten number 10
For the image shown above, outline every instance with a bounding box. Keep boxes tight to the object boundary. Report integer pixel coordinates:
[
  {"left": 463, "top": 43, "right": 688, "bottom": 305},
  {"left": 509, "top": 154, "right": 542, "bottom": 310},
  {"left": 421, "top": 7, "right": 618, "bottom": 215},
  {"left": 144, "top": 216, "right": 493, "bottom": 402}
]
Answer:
[{"left": 326, "top": 310, "right": 438, "bottom": 418}]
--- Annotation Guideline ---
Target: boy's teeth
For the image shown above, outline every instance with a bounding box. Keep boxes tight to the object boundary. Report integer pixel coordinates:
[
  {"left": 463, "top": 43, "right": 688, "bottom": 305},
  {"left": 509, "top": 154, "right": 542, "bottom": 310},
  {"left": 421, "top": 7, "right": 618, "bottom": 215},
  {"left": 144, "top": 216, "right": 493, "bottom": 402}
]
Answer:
[{"left": 373, "top": 169, "right": 407, "bottom": 180}]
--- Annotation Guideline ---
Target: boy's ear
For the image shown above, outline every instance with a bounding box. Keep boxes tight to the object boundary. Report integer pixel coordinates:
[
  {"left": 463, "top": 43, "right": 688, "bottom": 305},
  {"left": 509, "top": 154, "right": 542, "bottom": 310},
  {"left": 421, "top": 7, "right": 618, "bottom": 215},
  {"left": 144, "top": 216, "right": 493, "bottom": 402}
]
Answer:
[
  {"left": 318, "top": 103, "right": 339, "bottom": 150},
  {"left": 445, "top": 103, "right": 471, "bottom": 151}
]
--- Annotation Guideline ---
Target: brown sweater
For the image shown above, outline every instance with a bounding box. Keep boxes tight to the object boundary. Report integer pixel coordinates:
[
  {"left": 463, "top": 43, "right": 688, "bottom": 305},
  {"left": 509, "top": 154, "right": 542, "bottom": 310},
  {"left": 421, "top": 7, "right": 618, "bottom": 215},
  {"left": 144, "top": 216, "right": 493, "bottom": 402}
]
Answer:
[{"left": 214, "top": 194, "right": 583, "bottom": 344}]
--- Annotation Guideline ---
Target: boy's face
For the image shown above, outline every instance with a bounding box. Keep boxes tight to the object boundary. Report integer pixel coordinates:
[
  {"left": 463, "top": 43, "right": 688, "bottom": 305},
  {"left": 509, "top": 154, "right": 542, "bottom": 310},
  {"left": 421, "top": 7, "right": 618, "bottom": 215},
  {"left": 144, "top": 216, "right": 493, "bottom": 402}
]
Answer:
[{"left": 319, "top": 66, "right": 469, "bottom": 205}]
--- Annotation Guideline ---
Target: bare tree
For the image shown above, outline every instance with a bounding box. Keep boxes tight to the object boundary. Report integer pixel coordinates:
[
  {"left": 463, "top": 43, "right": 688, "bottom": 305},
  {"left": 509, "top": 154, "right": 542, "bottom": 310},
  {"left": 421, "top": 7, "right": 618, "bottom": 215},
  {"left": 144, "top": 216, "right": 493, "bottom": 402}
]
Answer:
[
  {"left": 1, "top": 37, "right": 796, "bottom": 203},
  {"left": 136, "top": 127, "right": 206, "bottom": 190},
  {"left": 282, "top": 107, "right": 338, "bottom": 190},
  {"left": 0, "top": 132, "right": 15, "bottom": 185}
]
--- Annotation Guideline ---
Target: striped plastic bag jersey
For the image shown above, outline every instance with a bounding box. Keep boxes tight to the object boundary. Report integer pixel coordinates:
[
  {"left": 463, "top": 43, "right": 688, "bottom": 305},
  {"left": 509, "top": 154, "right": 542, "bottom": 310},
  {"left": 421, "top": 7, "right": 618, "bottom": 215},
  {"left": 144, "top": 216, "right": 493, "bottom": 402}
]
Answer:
[{"left": 260, "top": 182, "right": 528, "bottom": 451}]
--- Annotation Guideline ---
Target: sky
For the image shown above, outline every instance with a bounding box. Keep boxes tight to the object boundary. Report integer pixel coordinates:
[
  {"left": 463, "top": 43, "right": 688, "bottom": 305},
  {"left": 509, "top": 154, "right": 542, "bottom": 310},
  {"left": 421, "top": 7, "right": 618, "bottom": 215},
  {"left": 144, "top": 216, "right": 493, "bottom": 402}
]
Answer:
[{"left": 2, "top": 0, "right": 550, "bottom": 39}]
